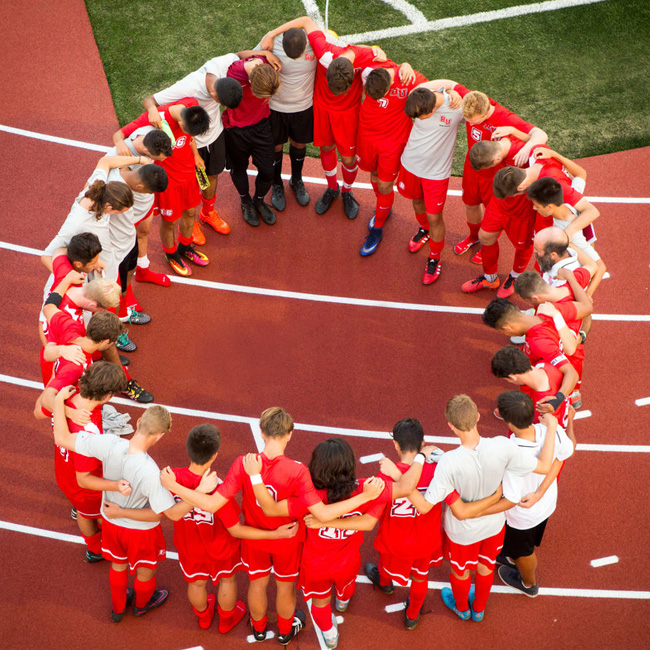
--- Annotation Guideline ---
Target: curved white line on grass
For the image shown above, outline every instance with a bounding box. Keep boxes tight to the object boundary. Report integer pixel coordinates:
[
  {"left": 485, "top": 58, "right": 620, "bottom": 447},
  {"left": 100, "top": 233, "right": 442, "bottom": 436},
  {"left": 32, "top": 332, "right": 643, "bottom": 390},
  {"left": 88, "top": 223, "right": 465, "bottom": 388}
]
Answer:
[
  {"left": 300, "top": 0, "right": 324, "bottom": 25},
  {"left": 378, "top": 0, "right": 428, "bottom": 25},
  {"left": 343, "top": 0, "right": 609, "bottom": 44}
]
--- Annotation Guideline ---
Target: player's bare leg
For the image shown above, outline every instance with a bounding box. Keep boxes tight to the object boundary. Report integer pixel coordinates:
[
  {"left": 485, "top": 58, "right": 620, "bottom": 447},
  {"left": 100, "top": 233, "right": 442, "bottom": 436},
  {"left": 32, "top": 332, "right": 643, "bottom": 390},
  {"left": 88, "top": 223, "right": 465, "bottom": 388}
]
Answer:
[
  {"left": 188, "top": 579, "right": 209, "bottom": 611},
  {"left": 248, "top": 575, "right": 270, "bottom": 625},
  {"left": 514, "top": 553, "right": 538, "bottom": 588},
  {"left": 275, "top": 578, "right": 297, "bottom": 620}
]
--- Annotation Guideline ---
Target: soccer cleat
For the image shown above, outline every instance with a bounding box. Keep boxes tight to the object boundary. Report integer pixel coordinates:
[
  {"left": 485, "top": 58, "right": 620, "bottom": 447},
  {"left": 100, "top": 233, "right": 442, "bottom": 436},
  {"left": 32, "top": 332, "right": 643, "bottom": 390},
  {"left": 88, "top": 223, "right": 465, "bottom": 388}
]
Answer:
[
  {"left": 360, "top": 227, "right": 383, "bottom": 256},
  {"left": 289, "top": 178, "right": 310, "bottom": 206},
  {"left": 254, "top": 200, "right": 276, "bottom": 225},
  {"left": 120, "top": 306, "right": 151, "bottom": 325},
  {"left": 122, "top": 378, "right": 154, "bottom": 404},
  {"left": 440, "top": 587, "right": 470, "bottom": 621},
  {"left": 422, "top": 258, "right": 442, "bottom": 285},
  {"left": 219, "top": 600, "right": 246, "bottom": 634},
  {"left": 242, "top": 201, "right": 260, "bottom": 227},
  {"left": 85, "top": 550, "right": 104, "bottom": 563},
  {"left": 116, "top": 331, "right": 137, "bottom": 353},
  {"left": 191, "top": 220, "right": 206, "bottom": 246},
  {"left": 165, "top": 252, "right": 192, "bottom": 277},
  {"left": 315, "top": 187, "right": 340, "bottom": 215},
  {"left": 364, "top": 562, "right": 394, "bottom": 594},
  {"left": 179, "top": 243, "right": 209, "bottom": 267},
  {"left": 250, "top": 618, "right": 267, "bottom": 642},
  {"left": 277, "top": 610, "right": 306, "bottom": 646},
  {"left": 320, "top": 614, "right": 339, "bottom": 649},
  {"left": 133, "top": 588, "right": 169, "bottom": 616},
  {"left": 454, "top": 235, "right": 480, "bottom": 256},
  {"left": 408, "top": 228, "right": 430, "bottom": 253},
  {"left": 461, "top": 275, "right": 500, "bottom": 293},
  {"left": 498, "top": 565, "right": 539, "bottom": 598},
  {"left": 334, "top": 596, "right": 350, "bottom": 613},
  {"left": 471, "top": 249, "right": 483, "bottom": 265},
  {"left": 497, "top": 274, "right": 517, "bottom": 298},
  {"left": 579, "top": 329, "right": 587, "bottom": 345},
  {"left": 403, "top": 596, "right": 421, "bottom": 631},
  {"left": 135, "top": 265, "right": 171, "bottom": 287},
  {"left": 496, "top": 552, "right": 516, "bottom": 569},
  {"left": 342, "top": 190, "right": 359, "bottom": 219},
  {"left": 271, "top": 184, "right": 286, "bottom": 211},
  {"left": 200, "top": 209, "right": 231, "bottom": 234},
  {"left": 111, "top": 588, "right": 134, "bottom": 623},
  {"left": 119, "top": 355, "right": 130, "bottom": 367},
  {"left": 368, "top": 208, "right": 392, "bottom": 230},
  {"left": 467, "top": 585, "right": 484, "bottom": 621},
  {"left": 70, "top": 507, "right": 77, "bottom": 520}
]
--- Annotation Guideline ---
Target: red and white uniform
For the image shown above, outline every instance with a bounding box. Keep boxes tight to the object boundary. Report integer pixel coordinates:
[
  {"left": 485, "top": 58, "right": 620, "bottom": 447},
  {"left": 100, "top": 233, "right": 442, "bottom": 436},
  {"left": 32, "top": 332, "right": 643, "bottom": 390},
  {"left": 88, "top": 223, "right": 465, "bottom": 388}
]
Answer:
[
  {"left": 521, "top": 362, "right": 569, "bottom": 427},
  {"left": 122, "top": 98, "right": 201, "bottom": 222},
  {"left": 357, "top": 64, "right": 427, "bottom": 182},
  {"left": 293, "top": 480, "right": 390, "bottom": 599},
  {"left": 217, "top": 454, "right": 320, "bottom": 581},
  {"left": 171, "top": 467, "right": 243, "bottom": 583}
]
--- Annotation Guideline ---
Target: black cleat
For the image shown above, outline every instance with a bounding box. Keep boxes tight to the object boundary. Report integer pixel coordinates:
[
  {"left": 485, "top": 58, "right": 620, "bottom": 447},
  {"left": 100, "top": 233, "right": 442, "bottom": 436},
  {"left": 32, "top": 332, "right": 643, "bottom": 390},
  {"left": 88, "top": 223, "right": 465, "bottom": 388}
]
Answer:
[
  {"left": 364, "top": 562, "right": 394, "bottom": 594},
  {"left": 254, "top": 200, "right": 276, "bottom": 225},
  {"left": 342, "top": 190, "right": 359, "bottom": 219},
  {"left": 242, "top": 200, "right": 260, "bottom": 227},
  {"left": 315, "top": 187, "right": 340, "bottom": 215},
  {"left": 289, "top": 178, "right": 310, "bottom": 206},
  {"left": 271, "top": 184, "right": 286, "bottom": 211},
  {"left": 133, "top": 588, "right": 169, "bottom": 616},
  {"left": 277, "top": 609, "right": 306, "bottom": 645},
  {"left": 111, "top": 588, "right": 134, "bottom": 623},
  {"left": 123, "top": 378, "right": 154, "bottom": 404}
]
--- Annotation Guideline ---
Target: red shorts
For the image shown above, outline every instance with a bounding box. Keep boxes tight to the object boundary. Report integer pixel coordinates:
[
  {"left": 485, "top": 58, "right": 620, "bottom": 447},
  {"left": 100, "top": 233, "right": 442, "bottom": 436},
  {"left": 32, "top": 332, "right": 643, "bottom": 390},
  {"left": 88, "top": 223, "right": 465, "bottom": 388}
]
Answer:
[
  {"left": 397, "top": 167, "right": 449, "bottom": 215},
  {"left": 356, "top": 134, "right": 406, "bottom": 183},
  {"left": 443, "top": 526, "right": 505, "bottom": 573},
  {"left": 40, "top": 347, "right": 54, "bottom": 386},
  {"left": 461, "top": 155, "right": 495, "bottom": 207},
  {"left": 154, "top": 178, "right": 201, "bottom": 223},
  {"left": 179, "top": 548, "right": 243, "bottom": 584},
  {"left": 135, "top": 204, "right": 155, "bottom": 227},
  {"left": 378, "top": 548, "right": 443, "bottom": 586},
  {"left": 54, "top": 452, "right": 102, "bottom": 518},
  {"left": 299, "top": 553, "right": 359, "bottom": 600},
  {"left": 481, "top": 195, "right": 536, "bottom": 250},
  {"left": 534, "top": 212, "right": 553, "bottom": 234},
  {"left": 240, "top": 537, "right": 303, "bottom": 582},
  {"left": 313, "top": 104, "right": 359, "bottom": 158},
  {"left": 101, "top": 519, "right": 167, "bottom": 572}
]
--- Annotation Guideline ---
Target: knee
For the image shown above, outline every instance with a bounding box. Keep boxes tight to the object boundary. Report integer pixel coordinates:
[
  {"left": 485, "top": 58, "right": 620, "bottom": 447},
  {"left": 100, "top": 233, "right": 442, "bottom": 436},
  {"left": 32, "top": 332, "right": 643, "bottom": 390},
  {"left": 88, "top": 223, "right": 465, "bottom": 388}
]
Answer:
[
  {"left": 479, "top": 230, "right": 496, "bottom": 245},
  {"left": 377, "top": 181, "right": 393, "bottom": 194}
]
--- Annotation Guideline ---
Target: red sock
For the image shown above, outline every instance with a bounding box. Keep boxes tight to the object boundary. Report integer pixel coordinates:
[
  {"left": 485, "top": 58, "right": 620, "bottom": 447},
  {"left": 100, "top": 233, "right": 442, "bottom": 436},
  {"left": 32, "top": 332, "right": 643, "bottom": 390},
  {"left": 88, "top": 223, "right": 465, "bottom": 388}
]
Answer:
[
  {"left": 472, "top": 571, "right": 495, "bottom": 612},
  {"left": 218, "top": 600, "right": 246, "bottom": 633},
  {"left": 341, "top": 162, "right": 358, "bottom": 190},
  {"left": 377, "top": 561, "right": 393, "bottom": 588},
  {"left": 82, "top": 530, "right": 102, "bottom": 555},
  {"left": 407, "top": 579, "right": 428, "bottom": 619},
  {"left": 118, "top": 295, "right": 128, "bottom": 319},
  {"left": 163, "top": 243, "right": 177, "bottom": 255},
  {"left": 122, "top": 366, "right": 131, "bottom": 381},
  {"left": 374, "top": 192, "right": 394, "bottom": 228},
  {"left": 109, "top": 567, "right": 129, "bottom": 614},
  {"left": 193, "top": 593, "right": 216, "bottom": 629},
  {"left": 320, "top": 149, "right": 339, "bottom": 190},
  {"left": 125, "top": 285, "right": 140, "bottom": 309},
  {"left": 467, "top": 220, "right": 481, "bottom": 240},
  {"left": 310, "top": 604, "right": 333, "bottom": 632},
  {"left": 481, "top": 240, "right": 500, "bottom": 275},
  {"left": 428, "top": 237, "right": 445, "bottom": 260},
  {"left": 135, "top": 264, "right": 171, "bottom": 287},
  {"left": 277, "top": 613, "right": 294, "bottom": 636},
  {"left": 371, "top": 178, "right": 379, "bottom": 196},
  {"left": 134, "top": 576, "right": 156, "bottom": 609},
  {"left": 449, "top": 573, "right": 471, "bottom": 612},
  {"left": 178, "top": 234, "right": 193, "bottom": 246},
  {"left": 415, "top": 212, "right": 429, "bottom": 230},
  {"left": 251, "top": 614, "right": 267, "bottom": 633},
  {"left": 513, "top": 245, "right": 533, "bottom": 273},
  {"left": 201, "top": 196, "right": 216, "bottom": 214},
  {"left": 337, "top": 578, "right": 357, "bottom": 602}
]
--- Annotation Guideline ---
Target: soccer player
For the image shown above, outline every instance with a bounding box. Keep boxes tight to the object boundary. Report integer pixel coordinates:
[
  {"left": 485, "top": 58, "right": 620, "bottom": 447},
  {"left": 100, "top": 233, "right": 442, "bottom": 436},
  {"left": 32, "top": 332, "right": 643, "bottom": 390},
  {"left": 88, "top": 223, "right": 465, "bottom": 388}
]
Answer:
[
  {"left": 406, "top": 395, "right": 556, "bottom": 622},
  {"left": 493, "top": 392, "right": 574, "bottom": 597},
  {"left": 399, "top": 85, "right": 463, "bottom": 284},
  {"left": 357, "top": 60, "right": 427, "bottom": 255},
  {"left": 117, "top": 99, "right": 211, "bottom": 276}
]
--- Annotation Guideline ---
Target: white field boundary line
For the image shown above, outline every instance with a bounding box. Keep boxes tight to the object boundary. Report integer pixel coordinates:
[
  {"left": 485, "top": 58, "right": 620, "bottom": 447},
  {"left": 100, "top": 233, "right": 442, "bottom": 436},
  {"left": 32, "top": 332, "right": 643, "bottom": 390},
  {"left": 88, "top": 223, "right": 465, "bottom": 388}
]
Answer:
[
  {"left": 3, "top": 373, "right": 649, "bottom": 453},
  {"left": 2, "top": 240, "right": 649, "bottom": 322},
  {"left": 1, "top": 124, "right": 648, "bottom": 205},
  {"left": 1, "top": 519, "right": 647, "bottom": 600},
  {"left": 342, "top": 0, "right": 609, "bottom": 44}
]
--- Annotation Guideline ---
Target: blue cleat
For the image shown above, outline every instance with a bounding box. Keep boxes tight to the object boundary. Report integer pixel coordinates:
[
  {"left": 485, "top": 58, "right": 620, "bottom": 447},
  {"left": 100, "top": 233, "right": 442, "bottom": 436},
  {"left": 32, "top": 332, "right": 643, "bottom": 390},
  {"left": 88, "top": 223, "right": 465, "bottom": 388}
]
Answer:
[
  {"left": 360, "top": 227, "right": 383, "bottom": 256},
  {"left": 441, "top": 587, "right": 470, "bottom": 621}
]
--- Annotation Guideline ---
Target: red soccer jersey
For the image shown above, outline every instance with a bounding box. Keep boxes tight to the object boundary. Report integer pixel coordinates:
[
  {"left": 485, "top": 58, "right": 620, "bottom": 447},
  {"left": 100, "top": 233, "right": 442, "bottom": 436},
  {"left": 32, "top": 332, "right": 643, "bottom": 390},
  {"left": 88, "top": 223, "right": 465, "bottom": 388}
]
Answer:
[
  {"left": 524, "top": 317, "right": 570, "bottom": 369},
  {"left": 358, "top": 64, "right": 427, "bottom": 144},
  {"left": 171, "top": 467, "right": 240, "bottom": 562},
  {"left": 122, "top": 98, "right": 198, "bottom": 184},
  {"left": 44, "top": 306, "right": 85, "bottom": 345},
  {"left": 308, "top": 31, "right": 380, "bottom": 112},
  {"left": 222, "top": 58, "right": 270, "bottom": 129},
  {"left": 531, "top": 145, "right": 583, "bottom": 207},
  {"left": 521, "top": 362, "right": 569, "bottom": 426},
  {"left": 51, "top": 254, "right": 85, "bottom": 325}
]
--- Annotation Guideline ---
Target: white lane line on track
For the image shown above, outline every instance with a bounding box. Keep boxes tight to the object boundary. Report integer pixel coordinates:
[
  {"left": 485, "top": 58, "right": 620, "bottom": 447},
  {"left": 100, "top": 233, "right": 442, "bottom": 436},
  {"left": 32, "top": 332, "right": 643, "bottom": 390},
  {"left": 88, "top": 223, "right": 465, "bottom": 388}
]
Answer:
[
  {"left": 591, "top": 556, "right": 619, "bottom": 568},
  {"left": 635, "top": 397, "right": 650, "bottom": 406},
  {"left": 385, "top": 602, "right": 407, "bottom": 613},
  {"left": 3, "top": 373, "right": 648, "bottom": 453},
  {"left": 360, "top": 453, "right": 385, "bottom": 464},
  {"left": 1, "top": 123, "right": 648, "bottom": 204},
  {"left": 1, "top": 518, "right": 647, "bottom": 599},
  {"left": 2, "top": 240, "right": 649, "bottom": 322}
]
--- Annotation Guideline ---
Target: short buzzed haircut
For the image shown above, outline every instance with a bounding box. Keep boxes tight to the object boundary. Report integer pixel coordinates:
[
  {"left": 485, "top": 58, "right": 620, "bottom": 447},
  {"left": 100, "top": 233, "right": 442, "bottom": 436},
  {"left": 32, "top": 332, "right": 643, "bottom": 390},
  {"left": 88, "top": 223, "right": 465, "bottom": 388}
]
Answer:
[
  {"left": 85, "top": 310, "right": 122, "bottom": 344},
  {"left": 78, "top": 361, "right": 127, "bottom": 401},
  {"left": 493, "top": 166, "right": 527, "bottom": 199},
  {"left": 445, "top": 395, "right": 479, "bottom": 432},
  {"left": 527, "top": 177, "right": 564, "bottom": 207},
  {"left": 143, "top": 129, "right": 173, "bottom": 157},
  {"left": 186, "top": 424, "right": 221, "bottom": 464},
  {"left": 282, "top": 28, "right": 307, "bottom": 59},
  {"left": 67, "top": 232, "right": 102, "bottom": 265},
  {"left": 365, "top": 68, "right": 392, "bottom": 100},
  {"left": 482, "top": 298, "right": 521, "bottom": 330},
  {"left": 405, "top": 88, "right": 436, "bottom": 118},
  {"left": 491, "top": 346, "right": 533, "bottom": 378},
  {"left": 181, "top": 105, "right": 210, "bottom": 136},
  {"left": 469, "top": 140, "right": 500, "bottom": 171},
  {"left": 514, "top": 270, "right": 548, "bottom": 300},
  {"left": 392, "top": 418, "right": 424, "bottom": 453},
  {"left": 497, "top": 390, "right": 535, "bottom": 429},
  {"left": 215, "top": 77, "right": 243, "bottom": 109},
  {"left": 327, "top": 57, "right": 354, "bottom": 95},
  {"left": 140, "top": 404, "right": 172, "bottom": 436},
  {"left": 138, "top": 164, "right": 168, "bottom": 192},
  {"left": 462, "top": 90, "right": 490, "bottom": 119},
  {"left": 259, "top": 407, "right": 293, "bottom": 438}
]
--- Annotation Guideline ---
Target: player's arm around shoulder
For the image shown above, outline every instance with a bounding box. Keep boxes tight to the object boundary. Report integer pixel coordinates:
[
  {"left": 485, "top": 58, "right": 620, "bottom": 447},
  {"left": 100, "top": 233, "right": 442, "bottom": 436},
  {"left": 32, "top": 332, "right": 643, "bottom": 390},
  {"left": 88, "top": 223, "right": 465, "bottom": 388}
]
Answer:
[
  {"left": 160, "top": 465, "right": 228, "bottom": 514},
  {"left": 52, "top": 386, "right": 80, "bottom": 450},
  {"left": 242, "top": 453, "right": 290, "bottom": 517}
]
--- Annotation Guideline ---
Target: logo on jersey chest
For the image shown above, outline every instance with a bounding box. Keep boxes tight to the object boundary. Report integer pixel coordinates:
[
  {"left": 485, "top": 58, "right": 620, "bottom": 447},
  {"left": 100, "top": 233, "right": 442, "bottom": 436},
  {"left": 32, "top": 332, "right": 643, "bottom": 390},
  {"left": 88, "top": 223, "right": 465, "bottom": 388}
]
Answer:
[
  {"left": 378, "top": 98, "right": 389, "bottom": 109},
  {"left": 175, "top": 135, "right": 187, "bottom": 149},
  {"left": 390, "top": 88, "right": 408, "bottom": 99},
  {"left": 440, "top": 116, "right": 452, "bottom": 126},
  {"left": 305, "top": 53, "right": 315, "bottom": 61}
]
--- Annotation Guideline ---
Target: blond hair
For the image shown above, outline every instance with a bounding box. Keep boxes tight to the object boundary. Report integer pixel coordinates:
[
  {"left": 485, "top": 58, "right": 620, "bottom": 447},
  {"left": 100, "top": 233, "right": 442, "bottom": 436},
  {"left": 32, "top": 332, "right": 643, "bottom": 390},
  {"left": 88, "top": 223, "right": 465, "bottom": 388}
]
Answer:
[
  {"left": 250, "top": 64, "right": 281, "bottom": 99},
  {"left": 84, "top": 277, "right": 121, "bottom": 308},
  {"left": 462, "top": 91, "right": 491, "bottom": 120},
  {"left": 445, "top": 395, "right": 478, "bottom": 432},
  {"left": 140, "top": 405, "right": 172, "bottom": 436},
  {"left": 259, "top": 407, "right": 293, "bottom": 438}
]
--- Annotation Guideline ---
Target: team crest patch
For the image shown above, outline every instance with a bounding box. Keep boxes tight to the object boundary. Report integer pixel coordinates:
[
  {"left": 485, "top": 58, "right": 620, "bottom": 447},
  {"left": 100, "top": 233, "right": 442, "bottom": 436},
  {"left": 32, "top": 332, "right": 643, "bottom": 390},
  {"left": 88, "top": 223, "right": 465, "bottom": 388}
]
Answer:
[
  {"left": 378, "top": 98, "right": 389, "bottom": 109},
  {"left": 175, "top": 135, "right": 187, "bottom": 148},
  {"left": 471, "top": 127, "right": 482, "bottom": 141}
]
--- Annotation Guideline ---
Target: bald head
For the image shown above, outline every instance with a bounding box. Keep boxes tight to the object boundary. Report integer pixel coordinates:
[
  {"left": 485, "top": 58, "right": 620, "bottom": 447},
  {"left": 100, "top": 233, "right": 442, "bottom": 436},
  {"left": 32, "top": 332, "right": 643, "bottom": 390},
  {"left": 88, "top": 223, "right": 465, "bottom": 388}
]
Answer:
[{"left": 534, "top": 226, "right": 570, "bottom": 272}]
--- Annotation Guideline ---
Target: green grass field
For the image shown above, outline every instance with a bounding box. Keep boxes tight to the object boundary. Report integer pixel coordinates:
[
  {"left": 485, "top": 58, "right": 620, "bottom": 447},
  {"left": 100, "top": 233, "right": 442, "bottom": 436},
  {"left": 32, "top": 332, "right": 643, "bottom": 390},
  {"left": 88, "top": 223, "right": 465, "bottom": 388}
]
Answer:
[{"left": 86, "top": 0, "right": 650, "bottom": 173}]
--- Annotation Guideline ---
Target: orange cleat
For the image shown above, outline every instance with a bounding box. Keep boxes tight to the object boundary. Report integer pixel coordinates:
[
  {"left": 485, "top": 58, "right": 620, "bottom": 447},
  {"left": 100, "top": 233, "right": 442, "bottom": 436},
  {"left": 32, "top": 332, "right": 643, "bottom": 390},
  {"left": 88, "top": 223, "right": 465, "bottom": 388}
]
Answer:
[
  {"left": 201, "top": 209, "right": 231, "bottom": 235},
  {"left": 191, "top": 220, "right": 206, "bottom": 246}
]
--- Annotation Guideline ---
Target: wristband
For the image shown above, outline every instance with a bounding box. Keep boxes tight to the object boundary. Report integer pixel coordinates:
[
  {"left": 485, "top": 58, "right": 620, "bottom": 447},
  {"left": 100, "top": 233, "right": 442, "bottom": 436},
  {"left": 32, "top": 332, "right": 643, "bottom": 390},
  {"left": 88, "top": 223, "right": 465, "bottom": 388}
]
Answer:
[
  {"left": 44, "top": 292, "right": 63, "bottom": 307},
  {"left": 553, "top": 313, "right": 566, "bottom": 331},
  {"left": 413, "top": 453, "right": 426, "bottom": 465},
  {"left": 250, "top": 474, "right": 263, "bottom": 485},
  {"left": 547, "top": 391, "right": 565, "bottom": 410}
]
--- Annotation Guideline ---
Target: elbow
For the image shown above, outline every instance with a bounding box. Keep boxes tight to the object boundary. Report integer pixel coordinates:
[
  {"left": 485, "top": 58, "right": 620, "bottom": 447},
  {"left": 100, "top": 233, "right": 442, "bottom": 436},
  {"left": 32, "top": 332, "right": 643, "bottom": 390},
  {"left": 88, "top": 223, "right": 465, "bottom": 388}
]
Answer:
[{"left": 534, "top": 128, "right": 549, "bottom": 144}]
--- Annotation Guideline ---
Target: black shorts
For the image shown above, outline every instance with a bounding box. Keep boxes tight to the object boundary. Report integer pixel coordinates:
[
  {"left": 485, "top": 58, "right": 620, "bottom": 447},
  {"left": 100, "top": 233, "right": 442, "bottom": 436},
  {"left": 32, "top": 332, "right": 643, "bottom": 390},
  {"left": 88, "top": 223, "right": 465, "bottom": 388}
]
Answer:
[
  {"left": 198, "top": 131, "right": 226, "bottom": 176},
  {"left": 224, "top": 118, "right": 274, "bottom": 175},
  {"left": 270, "top": 107, "right": 314, "bottom": 146},
  {"left": 502, "top": 519, "right": 548, "bottom": 559},
  {"left": 118, "top": 242, "right": 139, "bottom": 292}
]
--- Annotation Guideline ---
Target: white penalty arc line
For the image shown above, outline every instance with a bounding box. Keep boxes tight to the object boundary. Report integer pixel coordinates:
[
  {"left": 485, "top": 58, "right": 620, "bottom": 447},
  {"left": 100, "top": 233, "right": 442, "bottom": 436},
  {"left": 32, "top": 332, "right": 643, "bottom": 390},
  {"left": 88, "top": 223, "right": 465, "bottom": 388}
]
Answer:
[
  {"left": 4, "top": 373, "right": 649, "bottom": 453},
  {"left": 1, "top": 123, "right": 648, "bottom": 204},
  {"left": 0, "top": 519, "right": 648, "bottom": 600},
  {"left": 2, "top": 240, "right": 649, "bottom": 322}
]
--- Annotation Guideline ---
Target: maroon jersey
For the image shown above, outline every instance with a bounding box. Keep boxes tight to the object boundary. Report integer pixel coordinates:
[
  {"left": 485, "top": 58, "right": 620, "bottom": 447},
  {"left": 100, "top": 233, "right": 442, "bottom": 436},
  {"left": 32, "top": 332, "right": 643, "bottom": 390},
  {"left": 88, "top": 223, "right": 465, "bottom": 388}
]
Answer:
[
  {"left": 222, "top": 58, "right": 270, "bottom": 128},
  {"left": 171, "top": 467, "right": 240, "bottom": 562}
]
